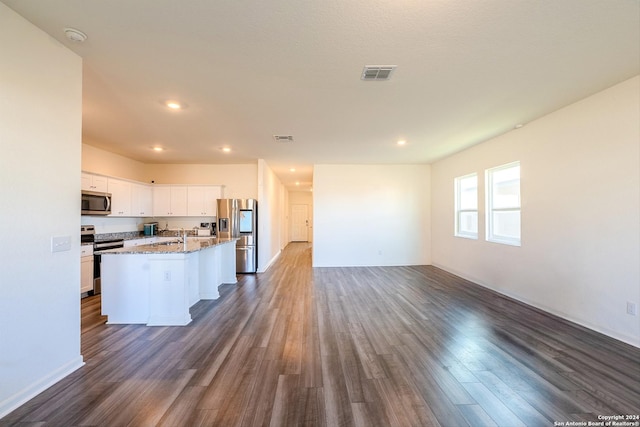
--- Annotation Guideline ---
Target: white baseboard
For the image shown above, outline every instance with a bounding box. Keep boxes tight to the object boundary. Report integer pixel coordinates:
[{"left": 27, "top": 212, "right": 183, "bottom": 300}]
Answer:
[
  {"left": 0, "top": 356, "right": 85, "bottom": 419},
  {"left": 257, "top": 249, "right": 281, "bottom": 273},
  {"left": 432, "top": 263, "right": 640, "bottom": 349}
]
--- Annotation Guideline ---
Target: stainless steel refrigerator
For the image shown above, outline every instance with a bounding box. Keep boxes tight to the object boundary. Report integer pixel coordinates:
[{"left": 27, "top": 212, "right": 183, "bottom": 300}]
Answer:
[{"left": 217, "top": 198, "right": 257, "bottom": 273}]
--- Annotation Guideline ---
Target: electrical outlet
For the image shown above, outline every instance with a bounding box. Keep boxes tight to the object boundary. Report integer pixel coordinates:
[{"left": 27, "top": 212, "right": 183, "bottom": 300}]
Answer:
[
  {"left": 627, "top": 302, "right": 637, "bottom": 316},
  {"left": 164, "top": 271, "right": 171, "bottom": 281}
]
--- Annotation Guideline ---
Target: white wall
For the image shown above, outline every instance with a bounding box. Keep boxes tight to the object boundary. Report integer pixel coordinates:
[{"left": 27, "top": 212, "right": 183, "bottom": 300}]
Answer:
[
  {"left": 84, "top": 144, "right": 258, "bottom": 199},
  {"left": 431, "top": 76, "right": 640, "bottom": 347},
  {"left": 144, "top": 163, "right": 258, "bottom": 199},
  {"left": 82, "top": 143, "right": 148, "bottom": 182},
  {"left": 80, "top": 215, "right": 146, "bottom": 234},
  {"left": 0, "top": 4, "right": 84, "bottom": 417},
  {"left": 257, "top": 159, "right": 287, "bottom": 272},
  {"left": 313, "top": 165, "right": 431, "bottom": 267}
]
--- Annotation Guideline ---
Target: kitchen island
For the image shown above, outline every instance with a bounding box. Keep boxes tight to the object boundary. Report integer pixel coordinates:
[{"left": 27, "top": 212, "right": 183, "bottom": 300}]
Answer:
[{"left": 99, "top": 237, "right": 237, "bottom": 326}]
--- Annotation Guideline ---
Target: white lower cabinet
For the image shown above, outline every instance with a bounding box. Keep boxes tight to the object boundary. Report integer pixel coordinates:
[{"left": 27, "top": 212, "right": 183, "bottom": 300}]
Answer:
[{"left": 81, "top": 245, "right": 94, "bottom": 294}]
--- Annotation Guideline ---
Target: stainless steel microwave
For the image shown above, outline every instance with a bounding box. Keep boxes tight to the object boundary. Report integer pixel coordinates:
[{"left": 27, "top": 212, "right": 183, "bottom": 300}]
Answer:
[{"left": 81, "top": 190, "right": 112, "bottom": 215}]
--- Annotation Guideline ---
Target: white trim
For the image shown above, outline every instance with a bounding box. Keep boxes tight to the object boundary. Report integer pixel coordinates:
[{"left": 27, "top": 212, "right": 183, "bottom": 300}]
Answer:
[
  {"left": 257, "top": 248, "right": 281, "bottom": 273},
  {"left": 454, "top": 173, "right": 478, "bottom": 239},
  {"left": 486, "top": 161, "right": 521, "bottom": 246},
  {"left": 432, "top": 262, "right": 640, "bottom": 349},
  {"left": 0, "top": 357, "right": 85, "bottom": 419}
]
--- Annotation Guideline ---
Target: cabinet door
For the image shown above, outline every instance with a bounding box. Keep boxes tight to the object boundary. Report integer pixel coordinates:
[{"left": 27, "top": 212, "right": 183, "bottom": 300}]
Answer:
[
  {"left": 108, "top": 178, "right": 132, "bottom": 216},
  {"left": 153, "top": 186, "right": 187, "bottom": 216},
  {"left": 81, "top": 173, "right": 92, "bottom": 191},
  {"left": 203, "top": 186, "right": 222, "bottom": 216},
  {"left": 153, "top": 186, "right": 172, "bottom": 216},
  {"left": 170, "top": 186, "right": 188, "bottom": 216},
  {"left": 187, "top": 187, "right": 206, "bottom": 216},
  {"left": 132, "top": 183, "right": 152, "bottom": 217},
  {"left": 93, "top": 175, "right": 108, "bottom": 192},
  {"left": 81, "top": 257, "right": 93, "bottom": 293},
  {"left": 82, "top": 173, "right": 108, "bottom": 192},
  {"left": 187, "top": 186, "right": 221, "bottom": 216}
]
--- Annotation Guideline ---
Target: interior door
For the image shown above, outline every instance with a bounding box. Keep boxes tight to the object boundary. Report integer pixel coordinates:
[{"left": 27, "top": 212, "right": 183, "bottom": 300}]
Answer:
[{"left": 291, "top": 204, "right": 309, "bottom": 242}]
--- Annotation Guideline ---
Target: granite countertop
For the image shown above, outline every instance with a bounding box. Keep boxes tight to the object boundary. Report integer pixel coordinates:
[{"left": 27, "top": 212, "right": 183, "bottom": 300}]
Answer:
[
  {"left": 97, "top": 237, "right": 237, "bottom": 255},
  {"left": 94, "top": 230, "right": 207, "bottom": 243}
]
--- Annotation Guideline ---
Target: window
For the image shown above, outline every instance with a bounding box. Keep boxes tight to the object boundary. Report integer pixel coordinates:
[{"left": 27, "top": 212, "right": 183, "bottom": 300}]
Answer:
[
  {"left": 486, "top": 161, "right": 521, "bottom": 246},
  {"left": 455, "top": 173, "right": 478, "bottom": 239}
]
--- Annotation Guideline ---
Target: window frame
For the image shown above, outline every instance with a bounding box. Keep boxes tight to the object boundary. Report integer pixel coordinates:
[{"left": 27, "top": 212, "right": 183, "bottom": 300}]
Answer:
[
  {"left": 485, "top": 161, "right": 521, "bottom": 246},
  {"left": 454, "top": 172, "right": 478, "bottom": 239}
]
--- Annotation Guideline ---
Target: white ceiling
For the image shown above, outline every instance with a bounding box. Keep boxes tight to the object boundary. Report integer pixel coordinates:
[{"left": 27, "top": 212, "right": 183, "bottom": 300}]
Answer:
[{"left": 3, "top": 0, "right": 639, "bottom": 190}]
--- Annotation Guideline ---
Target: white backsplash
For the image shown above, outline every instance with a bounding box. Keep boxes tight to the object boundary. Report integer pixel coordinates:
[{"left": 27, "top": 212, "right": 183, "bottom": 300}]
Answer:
[
  {"left": 81, "top": 216, "right": 145, "bottom": 234},
  {"left": 154, "top": 217, "right": 216, "bottom": 233},
  {"left": 81, "top": 216, "right": 216, "bottom": 234}
]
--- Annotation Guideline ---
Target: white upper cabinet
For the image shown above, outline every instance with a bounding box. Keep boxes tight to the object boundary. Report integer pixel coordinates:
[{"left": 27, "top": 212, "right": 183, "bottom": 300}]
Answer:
[
  {"left": 108, "top": 178, "right": 132, "bottom": 216},
  {"left": 187, "top": 186, "right": 222, "bottom": 216},
  {"left": 153, "top": 185, "right": 188, "bottom": 216},
  {"left": 81, "top": 173, "right": 108, "bottom": 192},
  {"left": 82, "top": 172, "right": 224, "bottom": 217},
  {"left": 131, "top": 183, "right": 153, "bottom": 217}
]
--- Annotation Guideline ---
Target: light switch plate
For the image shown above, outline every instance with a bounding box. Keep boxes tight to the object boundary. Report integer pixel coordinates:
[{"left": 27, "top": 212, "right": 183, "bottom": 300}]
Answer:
[{"left": 51, "top": 235, "right": 71, "bottom": 253}]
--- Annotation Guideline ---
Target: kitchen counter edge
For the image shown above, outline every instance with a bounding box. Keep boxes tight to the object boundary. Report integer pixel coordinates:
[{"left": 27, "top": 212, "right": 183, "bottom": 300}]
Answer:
[{"left": 97, "top": 237, "right": 238, "bottom": 255}]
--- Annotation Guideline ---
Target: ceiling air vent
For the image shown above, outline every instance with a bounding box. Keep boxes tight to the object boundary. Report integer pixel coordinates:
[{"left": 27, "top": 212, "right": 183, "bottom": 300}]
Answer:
[
  {"left": 273, "top": 135, "right": 294, "bottom": 143},
  {"left": 361, "top": 65, "right": 397, "bottom": 81}
]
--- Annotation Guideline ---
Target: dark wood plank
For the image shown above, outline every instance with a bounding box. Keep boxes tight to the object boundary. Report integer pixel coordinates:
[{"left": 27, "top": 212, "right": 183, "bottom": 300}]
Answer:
[{"left": 3, "top": 243, "right": 639, "bottom": 426}]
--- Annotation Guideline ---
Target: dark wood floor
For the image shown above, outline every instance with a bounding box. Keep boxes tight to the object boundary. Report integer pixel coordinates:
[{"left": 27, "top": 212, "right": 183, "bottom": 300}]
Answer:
[{"left": 3, "top": 243, "right": 639, "bottom": 426}]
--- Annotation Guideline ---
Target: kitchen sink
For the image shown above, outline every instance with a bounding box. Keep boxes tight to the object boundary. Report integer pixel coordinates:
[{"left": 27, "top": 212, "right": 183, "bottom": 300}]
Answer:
[{"left": 152, "top": 240, "right": 180, "bottom": 246}]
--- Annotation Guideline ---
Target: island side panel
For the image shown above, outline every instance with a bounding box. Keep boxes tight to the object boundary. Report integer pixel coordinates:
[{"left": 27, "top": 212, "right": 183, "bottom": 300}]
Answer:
[
  {"left": 220, "top": 240, "right": 238, "bottom": 284},
  {"left": 147, "top": 254, "right": 192, "bottom": 326},
  {"left": 188, "top": 251, "right": 200, "bottom": 306},
  {"left": 199, "top": 245, "right": 220, "bottom": 300},
  {"left": 101, "top": 253, "right": 150, "bottom": 324}
]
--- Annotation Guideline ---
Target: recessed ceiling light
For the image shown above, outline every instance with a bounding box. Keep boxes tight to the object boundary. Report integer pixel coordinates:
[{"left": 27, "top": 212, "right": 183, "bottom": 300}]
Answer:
[
  {"left": 290, "top": 168, "right": 296, "bottom": 172},
  {"left": 162, "top": 100, "right": 187, "bottom": 110},
  {"left": 152, "top": 147, "right": 163, "bottom": 152},
  {"left": 64, "top": 27, "right": 87, "bottom": 43},
  {"left": 295, "top": 182, "right": 300, "bottom": 186},
  {"left": 221, "top": 147, "right": 231, "bottom": 153},
  {"left": 397, "top": 140, "right": 407, "bottom": 146}
]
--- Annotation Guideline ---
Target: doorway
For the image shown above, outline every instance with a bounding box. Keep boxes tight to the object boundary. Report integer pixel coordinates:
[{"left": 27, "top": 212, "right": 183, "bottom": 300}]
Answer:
[{"left": 290, "top": 204, "right": 309, "bottom": 242}]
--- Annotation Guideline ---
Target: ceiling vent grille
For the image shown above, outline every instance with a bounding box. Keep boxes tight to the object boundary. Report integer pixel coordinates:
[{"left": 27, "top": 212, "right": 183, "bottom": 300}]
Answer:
[
  {"left": 361, "top": 65, "right": 397, "bottom": 81},
  {"left": 273, "top": 135, "right": 294, "bottom": 143}
]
